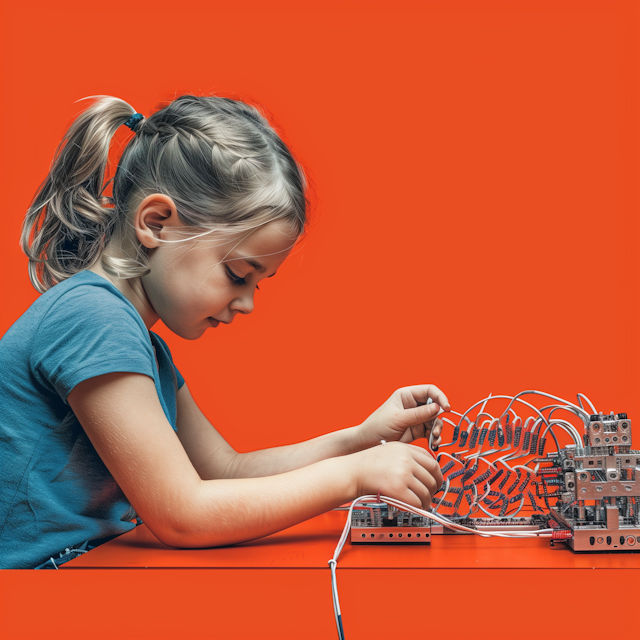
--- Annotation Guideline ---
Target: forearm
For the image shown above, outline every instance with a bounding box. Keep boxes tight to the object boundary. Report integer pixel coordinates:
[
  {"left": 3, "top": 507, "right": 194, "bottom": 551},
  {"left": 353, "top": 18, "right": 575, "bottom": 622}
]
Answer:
[
  {"left": 227, "top": 424, "right": 368, "bottom": 479},
  {"left": 159, "top": 456, "right": 355, "bottom": 548}
]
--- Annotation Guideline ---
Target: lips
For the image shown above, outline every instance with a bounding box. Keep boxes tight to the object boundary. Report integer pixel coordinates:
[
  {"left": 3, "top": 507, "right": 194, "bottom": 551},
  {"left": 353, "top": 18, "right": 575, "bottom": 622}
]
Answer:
[{"left": 208, "top": 318, "right": 220, "bottom": 327}]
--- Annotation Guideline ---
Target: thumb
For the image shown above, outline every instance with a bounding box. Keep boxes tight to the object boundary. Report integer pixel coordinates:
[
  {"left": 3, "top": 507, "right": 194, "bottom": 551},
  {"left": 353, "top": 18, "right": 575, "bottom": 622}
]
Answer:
[{"left": 395, "top": 403, "right": 440, "bottom": 429}]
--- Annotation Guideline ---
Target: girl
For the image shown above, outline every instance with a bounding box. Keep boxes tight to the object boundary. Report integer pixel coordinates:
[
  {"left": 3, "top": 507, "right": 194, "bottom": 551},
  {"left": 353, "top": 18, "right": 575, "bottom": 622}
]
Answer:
[{"left": 0, "top": 95, "right": 449, "bottom": 569}]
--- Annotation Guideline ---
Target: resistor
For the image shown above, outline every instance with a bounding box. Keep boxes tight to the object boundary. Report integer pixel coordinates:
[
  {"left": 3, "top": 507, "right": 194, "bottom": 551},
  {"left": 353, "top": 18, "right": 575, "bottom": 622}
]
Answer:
[
  {"left": 441, "top": 460, "right": 456, "bottom": 474},
  {"left": 551, "top": 530, "right": 573, "bottom": 540},
  {"left": 498, "top": 470, "right": 512, "bottom": 490},
  {"left": 527, "top": 491, "right": 543, "bottom": 513},
  {"left": 509, "top": 493, "right": 524, "bottom": 504},
  {"left": 544, "top": 479, "right": 564, "bottom": 486},
  {"left": 488, "top": 490, "right": 501, "bottom": 497},
  {"left": 432, "top": 498, "right": 453, "bottom": 508},
  {"left": 478, "top": 427, "right": 488, "bottom": 446},
  {"left": 448, "top": 487, "right": 463, "bottom": 494},
  {"left": 537, "top": 437, "right": 547, "bottom": 456},
  {"left": 537, "top": 467, "right": 562, "bottom": 475},
  {"left": 522, "top": 431, "right": 531, "bottom": 452},
  {"left": 517, "top": 473, "right": 531, "bottom": 492},
  {"left": 507, "top": 469, "right": 522, "bottom": 495},
  {"left": 451, "top": 425, "right": 460, "bottom": 444},
  {"left": 454, "top": 492, "right": 464, "bottom": 510},
  {"left": 514, "top": 425, "right": 522, "bottom": 447},
  {"left": 472, "top": 469, "right": 492, "bottom": 485},
  {"left": 497, "top": 427, "right": 505, "bottom": 447},
  {"left": 488, "top": 468, "right": 504, "bottom": 485},
  {"left": 468, "top": 426, "right": 479, "bottom": 449},
  {"left": 448, "top": 468, "right": 465, "bottom": 480},
  {"left": 486, "top": 493, "right": 506, "bottom": 508},
  {"left": 488, "top": 429, "right": 497, "bottom": 446},
  {"left": 529, "top": 433, "right": 538, "bottom": 455},
  {"left": 458, "top": 431, "right": 469, "bottom": 447},
  {"left": 506, "top": 423, "right": 513, "bottom": 444},
  {"left": 462, "top": 463, "right": 479, "bottom": 483},
  {"left": 499, "top": 499, "right": 509, "bottom": 516}
]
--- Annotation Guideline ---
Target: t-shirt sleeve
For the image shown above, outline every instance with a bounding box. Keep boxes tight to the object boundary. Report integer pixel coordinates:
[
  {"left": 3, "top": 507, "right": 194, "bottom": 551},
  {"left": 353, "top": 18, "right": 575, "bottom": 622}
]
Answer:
[
  {"left": 149, "top": 331, "right": 185, "bottom": 390},
  {"left": 30, "top": 284, "right": 156, "bottom": 403}
]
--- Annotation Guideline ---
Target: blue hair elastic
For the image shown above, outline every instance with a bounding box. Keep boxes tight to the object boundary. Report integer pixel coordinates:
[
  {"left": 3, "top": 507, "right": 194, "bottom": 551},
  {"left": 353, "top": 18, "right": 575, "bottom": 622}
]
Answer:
[{"left": 124, "top": 113, "right": 144, "bottom": 132}]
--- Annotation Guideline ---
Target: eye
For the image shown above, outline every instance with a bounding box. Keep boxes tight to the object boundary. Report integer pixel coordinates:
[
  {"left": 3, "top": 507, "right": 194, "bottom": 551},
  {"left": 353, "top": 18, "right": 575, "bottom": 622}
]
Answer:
[
  {"left": 225, "top": 266, "right": 247, "bottom": 286},
  {"left": 225, "top": 265, "right": 259, "bottom": 290}
]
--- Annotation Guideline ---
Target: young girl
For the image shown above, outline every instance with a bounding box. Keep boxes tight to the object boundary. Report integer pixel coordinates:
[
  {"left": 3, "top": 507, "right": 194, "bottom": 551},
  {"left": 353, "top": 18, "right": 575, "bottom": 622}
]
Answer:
[{"left": 0, "top": 94, "right": 449, "bottom": 569}]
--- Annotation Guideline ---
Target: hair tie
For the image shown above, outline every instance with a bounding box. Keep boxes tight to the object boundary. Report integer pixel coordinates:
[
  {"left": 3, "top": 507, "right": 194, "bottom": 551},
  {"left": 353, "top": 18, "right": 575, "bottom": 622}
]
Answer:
[{"left": 124, "top": 113, "right": 144, "bottom": 132}]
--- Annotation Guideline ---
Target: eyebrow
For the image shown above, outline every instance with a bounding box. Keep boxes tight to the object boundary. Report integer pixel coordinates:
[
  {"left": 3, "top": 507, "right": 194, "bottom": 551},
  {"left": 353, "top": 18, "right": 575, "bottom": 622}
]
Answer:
[{"left": 229, "top": 252, "right": 276, "bottom": 277}]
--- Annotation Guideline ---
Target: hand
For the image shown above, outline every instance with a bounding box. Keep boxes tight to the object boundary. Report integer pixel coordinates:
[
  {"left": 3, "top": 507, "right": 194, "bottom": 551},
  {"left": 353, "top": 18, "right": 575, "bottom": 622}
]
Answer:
[
  {"left": 347, "top": 441, "right": 444, "bottom": 510},
  {"left": 356, "top": 384, "right": 451, "bottom": 449}
]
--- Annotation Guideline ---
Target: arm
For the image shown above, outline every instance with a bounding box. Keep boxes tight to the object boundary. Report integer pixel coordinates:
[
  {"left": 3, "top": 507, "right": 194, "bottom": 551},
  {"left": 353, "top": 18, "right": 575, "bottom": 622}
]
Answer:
[
  {"left": 176, "top": 382, "right": 365, "bottom": 480},
  {"left": 176, "top": 383, "right": 450, "bottom": 480},
  {"left": 69, "top": 372, "right": 357, "bottom": 548},
  {"left": 68, "top": 372, "right": 442, "bottom": 549}
]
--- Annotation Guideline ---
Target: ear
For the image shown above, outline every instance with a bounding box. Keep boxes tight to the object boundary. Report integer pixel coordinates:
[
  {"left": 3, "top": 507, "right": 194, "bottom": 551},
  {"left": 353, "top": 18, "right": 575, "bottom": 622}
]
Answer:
[{"left": 134, "top": 194, "right": 181, "bottom": 249}]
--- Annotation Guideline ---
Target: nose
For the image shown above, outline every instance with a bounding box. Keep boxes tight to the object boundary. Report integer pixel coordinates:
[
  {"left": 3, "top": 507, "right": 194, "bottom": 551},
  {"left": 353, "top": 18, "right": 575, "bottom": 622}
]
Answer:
[{"left": 229, "top": 289, "right": 255, "bottom": 315}]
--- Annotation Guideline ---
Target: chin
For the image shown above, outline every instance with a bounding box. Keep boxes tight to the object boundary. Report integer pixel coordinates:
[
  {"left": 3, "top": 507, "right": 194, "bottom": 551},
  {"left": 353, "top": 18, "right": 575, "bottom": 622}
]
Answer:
[{"left": 164, "top": 322, "right": 206, "bottom": 341}]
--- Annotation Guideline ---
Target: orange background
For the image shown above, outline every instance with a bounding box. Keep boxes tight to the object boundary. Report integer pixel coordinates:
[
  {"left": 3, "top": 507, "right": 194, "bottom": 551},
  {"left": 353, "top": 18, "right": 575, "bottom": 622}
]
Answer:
[{"left": 1, "top": 0, "right": 638, "bottom": 637}]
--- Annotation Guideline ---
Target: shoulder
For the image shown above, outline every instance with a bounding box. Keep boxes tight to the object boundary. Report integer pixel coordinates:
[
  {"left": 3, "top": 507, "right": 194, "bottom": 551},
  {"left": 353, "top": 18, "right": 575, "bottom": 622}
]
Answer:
[
  {"left": 29, "top": 272, "right": 156, "bottom": 390},
  {"left": 40, "top": 271, "right": 145, "bottom": 328}
]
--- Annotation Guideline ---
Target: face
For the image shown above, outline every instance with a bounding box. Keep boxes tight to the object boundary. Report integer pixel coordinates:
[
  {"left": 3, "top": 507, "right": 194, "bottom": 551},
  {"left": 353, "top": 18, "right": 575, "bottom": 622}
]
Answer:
[{"left": 140, "top": 218, "right": 296, "bottom": 340}]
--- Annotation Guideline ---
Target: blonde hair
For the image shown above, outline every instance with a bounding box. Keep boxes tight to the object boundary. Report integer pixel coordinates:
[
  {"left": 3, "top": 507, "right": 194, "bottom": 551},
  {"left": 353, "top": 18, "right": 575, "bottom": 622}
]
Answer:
[{"left": 21, "top": 95, "right": 308, "bottom": 292}]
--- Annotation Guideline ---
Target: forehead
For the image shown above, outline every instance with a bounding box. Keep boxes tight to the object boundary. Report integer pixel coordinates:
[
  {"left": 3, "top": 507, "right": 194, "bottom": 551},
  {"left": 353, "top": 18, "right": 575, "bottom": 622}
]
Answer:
[{"left": 228, "top": 220, "right": 298, "bottom": 269}]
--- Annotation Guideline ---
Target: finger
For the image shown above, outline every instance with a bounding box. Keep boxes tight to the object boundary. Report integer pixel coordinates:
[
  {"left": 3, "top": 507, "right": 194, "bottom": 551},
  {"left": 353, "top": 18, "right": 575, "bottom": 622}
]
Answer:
[
  {"left": 404, "top": 443, "right": 443, "bottom": 487},
  {"left": 407, "top": 477, "right": 433, "bottom": 510},
  {"left": 397, "top": 402, "right": 441, "bottom": 430},
  {"left": 411, "top": 461, "right": 439, "bottom": 498},
  {"left": 405, "top": 384, "right": 451, "bottom": 412},
  {"left": 402, "top": 487, "right": 425, "bottom": 510}
]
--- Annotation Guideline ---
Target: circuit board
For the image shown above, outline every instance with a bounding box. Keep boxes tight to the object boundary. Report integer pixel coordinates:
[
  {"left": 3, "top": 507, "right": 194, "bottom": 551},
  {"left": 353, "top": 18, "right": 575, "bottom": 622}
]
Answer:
[{"left": 350, "top": 393, "right": 640, "bottom": 553}]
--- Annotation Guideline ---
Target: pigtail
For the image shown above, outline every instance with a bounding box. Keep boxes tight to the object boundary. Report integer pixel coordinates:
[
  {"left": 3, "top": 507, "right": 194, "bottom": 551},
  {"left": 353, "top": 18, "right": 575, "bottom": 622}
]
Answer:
[{"left": 21, "top": 97, "right": 138, "bottom": 292}]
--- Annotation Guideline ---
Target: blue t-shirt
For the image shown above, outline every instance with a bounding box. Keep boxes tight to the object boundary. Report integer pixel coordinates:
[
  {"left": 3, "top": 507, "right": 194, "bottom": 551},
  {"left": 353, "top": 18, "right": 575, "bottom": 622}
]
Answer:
[{"left": 0, "top": 271, "right": 185, "bottom": 569}]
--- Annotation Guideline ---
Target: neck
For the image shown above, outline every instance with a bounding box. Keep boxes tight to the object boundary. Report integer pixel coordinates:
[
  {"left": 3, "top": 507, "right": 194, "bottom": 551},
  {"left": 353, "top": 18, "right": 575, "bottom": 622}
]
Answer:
[{"left": 87, "top": 261, "right": 159, "bottom": 330}]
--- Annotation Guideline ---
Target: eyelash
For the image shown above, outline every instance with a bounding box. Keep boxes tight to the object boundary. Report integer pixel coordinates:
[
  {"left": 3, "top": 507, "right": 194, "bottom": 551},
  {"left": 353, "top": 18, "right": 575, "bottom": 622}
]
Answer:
[{"left": 225, "top": 266, "right": 260, "bottom": 290}]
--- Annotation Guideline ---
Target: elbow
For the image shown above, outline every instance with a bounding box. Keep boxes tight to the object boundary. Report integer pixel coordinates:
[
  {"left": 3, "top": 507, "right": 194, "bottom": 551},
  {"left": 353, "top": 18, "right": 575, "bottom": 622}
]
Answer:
[{"left": 140, "top": 495, "right": 235, "bottom": 549}]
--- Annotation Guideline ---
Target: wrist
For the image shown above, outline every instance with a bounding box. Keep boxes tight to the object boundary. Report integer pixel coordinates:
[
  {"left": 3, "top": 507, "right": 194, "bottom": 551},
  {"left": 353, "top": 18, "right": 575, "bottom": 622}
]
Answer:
[{"left": 329, "top": 453, "right": 360, "bottom": 501}]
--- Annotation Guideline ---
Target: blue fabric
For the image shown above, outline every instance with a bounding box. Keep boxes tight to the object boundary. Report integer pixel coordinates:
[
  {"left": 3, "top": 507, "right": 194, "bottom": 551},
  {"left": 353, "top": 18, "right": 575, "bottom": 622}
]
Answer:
[{"left": 0, "top": 271, "right": 185, "bottom": 569}]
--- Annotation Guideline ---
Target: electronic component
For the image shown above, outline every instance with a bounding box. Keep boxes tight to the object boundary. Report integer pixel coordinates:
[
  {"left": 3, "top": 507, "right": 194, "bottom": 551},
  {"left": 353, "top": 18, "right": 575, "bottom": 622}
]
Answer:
[
  {"left": 536, "top": 413, "right": 639, "bottom": 552},
  {"left": 350, "top": 502, "right": 431, "bottom": 544},
  {"left": 349, "top": 393, "right": 640, "bottom": 553}
]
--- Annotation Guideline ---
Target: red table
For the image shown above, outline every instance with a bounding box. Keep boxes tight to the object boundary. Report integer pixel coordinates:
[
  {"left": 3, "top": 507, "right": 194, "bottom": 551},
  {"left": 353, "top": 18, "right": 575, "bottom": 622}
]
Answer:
[{"left": 2, "top": 511, "right": 638, "bottom": 639}]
